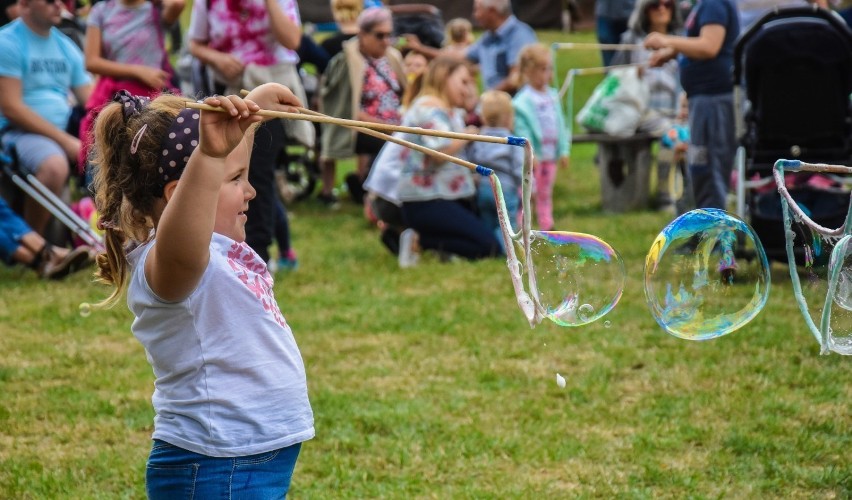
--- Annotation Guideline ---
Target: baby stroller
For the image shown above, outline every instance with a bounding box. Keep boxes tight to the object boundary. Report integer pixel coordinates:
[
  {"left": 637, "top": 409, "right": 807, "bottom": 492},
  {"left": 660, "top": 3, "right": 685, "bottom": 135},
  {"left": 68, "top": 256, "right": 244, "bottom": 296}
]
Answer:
[{"left": 733, "top": 6, "right": 852, "bottom": 263}]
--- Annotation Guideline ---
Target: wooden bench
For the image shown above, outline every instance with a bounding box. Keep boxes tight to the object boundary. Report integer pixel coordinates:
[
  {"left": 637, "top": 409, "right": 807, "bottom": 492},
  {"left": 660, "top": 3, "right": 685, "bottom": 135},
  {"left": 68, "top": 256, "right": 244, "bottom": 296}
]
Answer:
[{"left": 572, "top": 132, "right": 660, "bottom": 213}]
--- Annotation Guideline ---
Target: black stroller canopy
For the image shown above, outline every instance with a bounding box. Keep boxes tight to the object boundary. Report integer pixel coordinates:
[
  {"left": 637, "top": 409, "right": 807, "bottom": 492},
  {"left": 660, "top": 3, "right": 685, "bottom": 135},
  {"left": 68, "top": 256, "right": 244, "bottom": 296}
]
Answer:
[{"left": 735, "top": 7, "right": 852, "bottom": 162}]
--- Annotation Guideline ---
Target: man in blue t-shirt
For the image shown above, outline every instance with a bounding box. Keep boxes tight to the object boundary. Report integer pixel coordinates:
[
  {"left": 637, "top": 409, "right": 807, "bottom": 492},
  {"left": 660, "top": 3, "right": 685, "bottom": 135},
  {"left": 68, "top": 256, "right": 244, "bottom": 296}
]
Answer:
[
  {"left": 465, "top": 0, "right": 537, "bottom": 94},
  {"left": 645, "top": 0, "right": 740, "bottom": 211},
  {"left": 0, "top": 0, "right": 90, "bottom": 236}
]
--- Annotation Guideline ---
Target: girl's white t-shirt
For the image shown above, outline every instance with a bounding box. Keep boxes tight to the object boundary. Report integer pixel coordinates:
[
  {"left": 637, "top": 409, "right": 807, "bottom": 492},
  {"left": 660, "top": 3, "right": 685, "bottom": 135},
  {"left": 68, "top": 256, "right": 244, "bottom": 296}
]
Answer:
[{"left": 127, "top": 233, "right": 314, "bottom": 457}]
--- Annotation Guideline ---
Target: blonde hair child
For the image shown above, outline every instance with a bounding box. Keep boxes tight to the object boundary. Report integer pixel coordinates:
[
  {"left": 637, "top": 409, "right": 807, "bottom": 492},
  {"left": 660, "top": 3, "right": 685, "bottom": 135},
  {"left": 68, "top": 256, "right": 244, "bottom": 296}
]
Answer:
[
  {"left": 91, "top": 84, "right": 314, "bottom": 496},
  {"left": 330, "top": 0, "right": 362, "bottom": 32},
  {"left": 480, "top": 89, "right": 514, "bottom": 129},
  {"left": 512, "top": 43, "right": 570, "bottom": 231}
]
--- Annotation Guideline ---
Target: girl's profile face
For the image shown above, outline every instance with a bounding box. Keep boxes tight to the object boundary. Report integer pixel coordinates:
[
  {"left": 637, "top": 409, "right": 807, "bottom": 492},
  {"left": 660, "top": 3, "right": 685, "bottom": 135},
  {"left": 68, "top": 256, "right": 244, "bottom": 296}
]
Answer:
[
  {"left": 444, "top": 65, "right": 472, "bottom": 109},
  {"left": 214, "top": 141, "right": 256, "bottom": 242}
]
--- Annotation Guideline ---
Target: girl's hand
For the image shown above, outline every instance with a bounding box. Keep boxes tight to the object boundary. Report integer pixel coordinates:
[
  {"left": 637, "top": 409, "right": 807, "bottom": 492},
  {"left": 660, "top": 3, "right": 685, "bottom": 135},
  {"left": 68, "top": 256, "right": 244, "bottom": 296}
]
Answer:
[
  {"left": 245, "top": 83, "right": 303, "bottom": 117},
  {"left": 198, "top": 95, "right": 262, "bottom": 159},
  {"left": 559, "top": 156, "right": 570, "bottom": 170}
]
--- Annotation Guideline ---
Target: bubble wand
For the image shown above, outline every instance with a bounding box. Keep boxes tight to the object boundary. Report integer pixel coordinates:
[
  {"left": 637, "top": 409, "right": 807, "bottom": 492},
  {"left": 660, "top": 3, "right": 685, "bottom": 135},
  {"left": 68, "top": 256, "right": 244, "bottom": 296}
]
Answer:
[
  {"left": 774, "top": 159, "right": 852, "bottom": 355},
  {"left": 185, "top": 101, "right": 626, "bottom": 328}
]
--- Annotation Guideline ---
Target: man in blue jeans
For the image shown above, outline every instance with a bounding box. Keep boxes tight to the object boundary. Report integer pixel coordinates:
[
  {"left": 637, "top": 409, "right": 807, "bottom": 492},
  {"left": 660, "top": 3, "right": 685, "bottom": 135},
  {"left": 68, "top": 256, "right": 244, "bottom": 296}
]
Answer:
[
  {"left": 465, "top": 0, "right": 537, "bottom": 93},
  {"left": 595, "top": 0, "right": 635, "bottom": 66},
  {"left": 0, "top": 0, "right": 91, "bottom": 236}
]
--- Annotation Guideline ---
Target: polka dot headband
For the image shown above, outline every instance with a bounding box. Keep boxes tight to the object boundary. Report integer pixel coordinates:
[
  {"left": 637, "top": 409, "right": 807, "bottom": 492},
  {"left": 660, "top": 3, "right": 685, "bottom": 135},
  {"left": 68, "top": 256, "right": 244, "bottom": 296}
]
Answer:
[
  {"left": 158, "top": 108, "right": 200, "bottom": 193},
  {"left": 111, "top": 91, "right": 200, "bottom": 196}
]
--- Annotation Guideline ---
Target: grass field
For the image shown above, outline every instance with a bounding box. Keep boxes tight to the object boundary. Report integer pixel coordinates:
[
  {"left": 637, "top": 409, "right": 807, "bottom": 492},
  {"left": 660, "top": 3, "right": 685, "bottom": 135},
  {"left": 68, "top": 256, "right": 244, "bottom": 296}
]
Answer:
[{"left": 0, "top": 30, "right": 850, "bottom": 498}]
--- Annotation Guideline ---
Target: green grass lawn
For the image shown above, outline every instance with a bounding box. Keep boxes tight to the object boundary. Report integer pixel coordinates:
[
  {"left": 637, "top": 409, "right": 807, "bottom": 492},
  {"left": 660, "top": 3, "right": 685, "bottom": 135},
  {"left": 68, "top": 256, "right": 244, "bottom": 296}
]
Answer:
[{"left": 1, "top": 30, "right": 850, "bottom": 498}]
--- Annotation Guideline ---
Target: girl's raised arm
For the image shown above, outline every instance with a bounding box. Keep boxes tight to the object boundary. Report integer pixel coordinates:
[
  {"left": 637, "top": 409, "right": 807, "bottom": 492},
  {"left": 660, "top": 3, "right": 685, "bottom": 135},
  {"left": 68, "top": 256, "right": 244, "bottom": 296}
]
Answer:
[{"left": 146, "top": 95, "right": 262, "bottom": 302}]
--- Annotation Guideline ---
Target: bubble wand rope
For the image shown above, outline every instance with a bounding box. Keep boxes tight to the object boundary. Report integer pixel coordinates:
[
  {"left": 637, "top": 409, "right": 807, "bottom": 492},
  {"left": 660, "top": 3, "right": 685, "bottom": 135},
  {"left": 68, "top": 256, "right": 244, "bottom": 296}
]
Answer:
[{"left": 775, "top": 159, "right": 852, "bottom": 354}]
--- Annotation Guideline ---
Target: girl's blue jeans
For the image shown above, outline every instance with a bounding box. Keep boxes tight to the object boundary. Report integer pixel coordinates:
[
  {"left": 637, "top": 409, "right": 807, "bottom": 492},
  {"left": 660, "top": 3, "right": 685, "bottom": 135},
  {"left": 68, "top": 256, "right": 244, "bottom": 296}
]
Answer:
[{"left": 146, "top": 439, "right": 302, "bottom": 499}]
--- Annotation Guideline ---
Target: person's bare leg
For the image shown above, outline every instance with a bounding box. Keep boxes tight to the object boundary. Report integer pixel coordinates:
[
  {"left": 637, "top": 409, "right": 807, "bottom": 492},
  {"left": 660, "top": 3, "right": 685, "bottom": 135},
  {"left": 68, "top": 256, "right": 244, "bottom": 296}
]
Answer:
[
  {"left": 23, "top": 155, "right": 69, "bottom": 235},
  {"left": 11, "top": 243, "right": 37, "bottom": 267}
]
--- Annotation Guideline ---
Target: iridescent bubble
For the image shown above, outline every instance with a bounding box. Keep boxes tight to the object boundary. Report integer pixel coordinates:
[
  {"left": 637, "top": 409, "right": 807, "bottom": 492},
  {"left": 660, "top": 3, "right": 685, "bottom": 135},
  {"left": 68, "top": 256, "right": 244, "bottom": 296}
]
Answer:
[
  {"left": 528, "top": 231, "right": 626, "bottom": 327},
  {"left": 79, "top": 302, "right": 92, "bottom": 318},
  {"left": 644, "top": 209, "right": 771, "bottom": 340},
  {"left": 577, "top": 304, "right": 595, "bottom": 322},
  {"left": 604, "top": 320, "right": 612, "bottom": 329}
]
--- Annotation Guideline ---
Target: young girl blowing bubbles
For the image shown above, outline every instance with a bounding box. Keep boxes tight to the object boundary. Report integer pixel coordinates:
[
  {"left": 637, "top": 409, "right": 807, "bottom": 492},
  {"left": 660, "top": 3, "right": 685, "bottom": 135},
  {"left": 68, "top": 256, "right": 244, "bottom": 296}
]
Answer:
[
  {"left": 91, "top": 84, "right": 314, "bottom": 498},
  {"left": 512, "top": 43, "right": 570, "bottom": 231}
]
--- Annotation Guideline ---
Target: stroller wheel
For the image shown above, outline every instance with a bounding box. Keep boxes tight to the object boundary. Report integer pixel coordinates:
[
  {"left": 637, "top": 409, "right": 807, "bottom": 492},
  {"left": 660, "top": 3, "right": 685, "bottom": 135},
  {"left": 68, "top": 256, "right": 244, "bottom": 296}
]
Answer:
[{"left": 276, "top": 147, "right": 319, "bottom": 203}]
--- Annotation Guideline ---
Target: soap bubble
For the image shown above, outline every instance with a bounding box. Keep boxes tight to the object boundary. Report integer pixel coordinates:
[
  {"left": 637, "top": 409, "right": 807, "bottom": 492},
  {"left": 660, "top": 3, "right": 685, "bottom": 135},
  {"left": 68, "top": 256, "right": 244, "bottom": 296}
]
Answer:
[
  {"left": 604, "top": 320, "right": 612, "bottom": 329},
  {"left": 528, "top": 231, "right": 626, "bottom": 327},
  {"left": 644, "top": 209, "right": 771, "bottom": 340},
  {"left": 78, "top": 302, "right": 92, "bottom": 318}
]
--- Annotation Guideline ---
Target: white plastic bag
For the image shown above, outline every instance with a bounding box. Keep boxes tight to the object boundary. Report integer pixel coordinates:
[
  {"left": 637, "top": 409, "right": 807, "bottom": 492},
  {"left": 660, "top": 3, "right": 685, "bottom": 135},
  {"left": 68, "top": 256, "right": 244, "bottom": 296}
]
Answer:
[{"left": 577, "top": 66, "right": 649, "bottom": 137}]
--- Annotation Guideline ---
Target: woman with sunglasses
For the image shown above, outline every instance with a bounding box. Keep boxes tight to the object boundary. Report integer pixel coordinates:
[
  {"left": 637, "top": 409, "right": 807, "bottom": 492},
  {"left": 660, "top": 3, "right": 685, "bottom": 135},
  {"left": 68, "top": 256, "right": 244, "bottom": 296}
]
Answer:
[
  {"left": 320, "top": 6, "right": 406, "bottom": 205},
  {"left": 612, "top": 0, "right": 684, "bottom": 213}
]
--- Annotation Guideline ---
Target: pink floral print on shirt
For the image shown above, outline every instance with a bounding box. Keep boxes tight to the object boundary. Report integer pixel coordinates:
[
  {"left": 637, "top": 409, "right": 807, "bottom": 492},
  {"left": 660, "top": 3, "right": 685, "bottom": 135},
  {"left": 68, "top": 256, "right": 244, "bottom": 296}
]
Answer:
[
  {"left": 226, "top": 242, "right": 288, "bottom": 328},
  {"left": 361, "top": 59, "right": 402, "bottom": 124}
]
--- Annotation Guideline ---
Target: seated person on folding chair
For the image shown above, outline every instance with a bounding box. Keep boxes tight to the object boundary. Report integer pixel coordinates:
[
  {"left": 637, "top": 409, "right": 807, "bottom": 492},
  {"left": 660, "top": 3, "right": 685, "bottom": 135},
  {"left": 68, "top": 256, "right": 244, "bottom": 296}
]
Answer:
[
  {"left": 0, "top": 194, "right": 91, "bottom": 279},
  {"left": 0, "top": 0, "right": 91, "bottom": 237}
]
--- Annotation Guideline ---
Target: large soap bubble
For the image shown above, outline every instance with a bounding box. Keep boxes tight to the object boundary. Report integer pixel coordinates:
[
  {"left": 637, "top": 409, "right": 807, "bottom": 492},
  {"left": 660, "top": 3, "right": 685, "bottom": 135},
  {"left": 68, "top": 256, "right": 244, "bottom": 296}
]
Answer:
[
  {"left": 528, "top": 231, "right": 625, "bottom": 327},
  {"left": 644, "top": 208, "right": 771, "bottom": 340}
]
